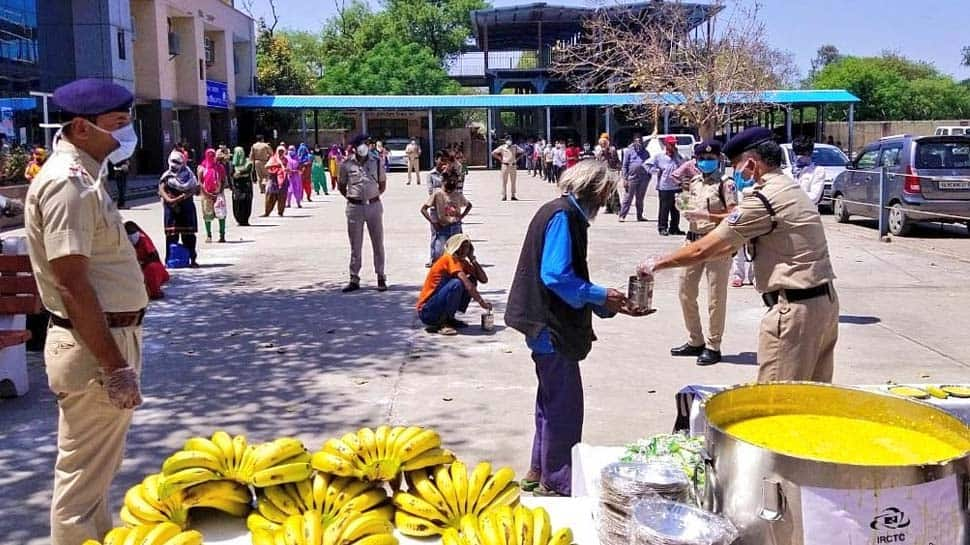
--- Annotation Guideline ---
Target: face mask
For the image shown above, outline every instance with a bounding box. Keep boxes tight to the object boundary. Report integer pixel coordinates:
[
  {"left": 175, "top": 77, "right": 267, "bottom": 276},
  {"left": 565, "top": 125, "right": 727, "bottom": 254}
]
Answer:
[
  {"left": 127, "top": 232, "right": 140, "bottom": 245},
  {"left": 697, "top": 159, "right": 720, "bottom": 174},
  {"left": 356, "top": 144, "right": 370, "bottom": 157},
  {"left": 505, "top": 140, "right": 512, "bottom": 146},
  {"left": 88, "top": 121, "right": 138, "bottom": 164},
  {"left": 733, "top": 161, "right": 756, "bottom": 191}
]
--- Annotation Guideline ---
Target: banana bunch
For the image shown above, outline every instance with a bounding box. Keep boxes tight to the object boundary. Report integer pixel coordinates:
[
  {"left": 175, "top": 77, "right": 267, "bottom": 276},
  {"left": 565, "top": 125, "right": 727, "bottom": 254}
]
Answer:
[
  {"left": 251, "top": 510, "right": 399, "bottom": 545},
  {"left": 442, "top": 505, "right": 574, "bottom": 545},
  {"left": 247, "top": 473, "right": 393, "bottom": 534},
  {"left": 160, "top": 432, "right": 311, "bottom": 497},
  {"left": 393, "top": 461, "right": 520, "bottom": 536},
  {"left": 311, "top": 426, "right": 455, "bottom": 482},
  {"left": 120, "top": 473, "right": 251, "bottom": 528},
  {"left": 81, "top": 523, "right": 204, "bottom": 545}
]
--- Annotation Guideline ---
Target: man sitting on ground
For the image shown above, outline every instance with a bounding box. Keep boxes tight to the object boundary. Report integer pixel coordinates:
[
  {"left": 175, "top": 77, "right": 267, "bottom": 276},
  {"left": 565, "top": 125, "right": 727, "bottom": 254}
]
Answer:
[{"left": 416, "top": 234, "right": 492, "bottom": 335}]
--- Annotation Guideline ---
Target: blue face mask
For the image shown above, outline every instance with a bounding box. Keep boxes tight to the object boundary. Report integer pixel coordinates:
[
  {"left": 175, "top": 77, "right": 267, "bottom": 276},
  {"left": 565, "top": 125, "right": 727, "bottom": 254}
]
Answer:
[
  {"left": 733, "top": 170, "right": 755, "bottom": 191},
  {"left": 697, "top": 159, "right": 719, "bottom": 174}
]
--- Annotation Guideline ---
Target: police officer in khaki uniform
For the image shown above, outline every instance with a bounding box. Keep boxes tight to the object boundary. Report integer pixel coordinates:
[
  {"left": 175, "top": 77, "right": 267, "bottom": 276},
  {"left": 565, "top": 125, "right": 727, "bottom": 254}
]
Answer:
[
  {"left": 25, "top": 78, "right": 149, "bottom": 545},
  {"left": 669, "top": 140, "right": 737, "bottom": 365},
  {"left": 491, "top": 136, "right": 520, "bottom": 201},
  {"left": 638, "top": 127, "right": 838, "bottom": 382},
  {"left": 405, "top": 137, "right": 421, "bottom": 185},
  {"left": 338, "top": 134, "right": 387, "bottom": 293},
  {"left": 249, "top": 134, "right": 274, "bottom": 194}
]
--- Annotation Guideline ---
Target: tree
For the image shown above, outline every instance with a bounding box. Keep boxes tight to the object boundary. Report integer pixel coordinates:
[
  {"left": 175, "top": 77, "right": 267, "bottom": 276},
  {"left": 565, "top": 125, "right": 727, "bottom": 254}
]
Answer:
[
  {"left": 809, "top": 44, "right": 841, "bottom": 78},
  {"left": 379, "top": 0, "right": 488, "bottom": 60},
  {"left": 962, "top": 45, "right": 970, "bottom": 67},
  {"left": 811, "top": 53, "right": 970, "bottom": 120},
  {"left": 551, "top": 0, "right": 784, "bottom": 139},
  {"left": 281, "top": 30, "right": 327, "bottom": 78},
  {"left": 319, "top": 39, "right": 461, "bottom": 95},
  {"left": 254, "top": 25, "right": 314, "bottom": 131}
]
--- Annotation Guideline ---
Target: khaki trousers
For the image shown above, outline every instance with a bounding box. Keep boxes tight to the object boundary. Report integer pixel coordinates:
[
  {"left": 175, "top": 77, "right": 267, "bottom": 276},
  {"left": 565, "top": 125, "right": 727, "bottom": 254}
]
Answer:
[
  {"left": 406, "top": 158, "right": 420, "bottom": 183},
  {"left": 47, "top": 325, "right": 143, "bottom": 545},
  {"left": 346, "top": 200, "right": 385, "bottom": 282},
  {"left": 501, "top": 164, "right": 517, "bottom": 199},
  {"left": 679, "top": 253, "right": 732, "bottom": 351},
  {"left": 757, "top": 287, "right": 839, "bottom": 383},
  {"left": 254, "top": 160, "right": 268, "bottom": 194}
]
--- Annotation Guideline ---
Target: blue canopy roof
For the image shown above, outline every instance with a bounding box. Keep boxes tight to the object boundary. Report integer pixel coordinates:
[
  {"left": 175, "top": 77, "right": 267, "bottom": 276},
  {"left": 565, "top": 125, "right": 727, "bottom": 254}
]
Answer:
[
  {"left": 236, "top": 90, "right": 859, "bottom": 110},
  {"left": 0, "top": 97, "right": 38, "bottom": 111}
]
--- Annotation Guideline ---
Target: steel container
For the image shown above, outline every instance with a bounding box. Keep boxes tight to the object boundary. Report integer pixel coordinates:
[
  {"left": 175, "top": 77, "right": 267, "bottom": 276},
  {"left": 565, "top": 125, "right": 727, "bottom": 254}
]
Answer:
[
  {"left": 628, "top": 275, "right": 653, "bottom": 311},
  {"left": 702, "top": 382, "right": 970, "bottom": 545},
  {"left": 480, "top": 311, "right": 494, "bottom": 332}
]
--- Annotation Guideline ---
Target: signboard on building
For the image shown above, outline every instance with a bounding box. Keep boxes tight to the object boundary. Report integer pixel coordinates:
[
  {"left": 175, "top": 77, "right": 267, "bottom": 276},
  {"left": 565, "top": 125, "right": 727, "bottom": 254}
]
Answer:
[{"left": 206, "top": 80, "right": 229, "bottom": 109}]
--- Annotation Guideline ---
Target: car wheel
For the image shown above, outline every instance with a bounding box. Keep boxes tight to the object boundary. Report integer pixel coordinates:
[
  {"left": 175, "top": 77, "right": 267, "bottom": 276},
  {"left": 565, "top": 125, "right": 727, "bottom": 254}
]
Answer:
[
  {"left": 888, "top": 203, "right": 912, "bottom": 236},
  {"left": 833, "top": 195, "right": 850, "bottom": 223}
]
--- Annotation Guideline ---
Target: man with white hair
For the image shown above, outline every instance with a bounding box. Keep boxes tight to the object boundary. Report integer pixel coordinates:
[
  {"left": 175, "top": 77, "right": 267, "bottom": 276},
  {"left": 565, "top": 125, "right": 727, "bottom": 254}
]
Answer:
[{"left": 505, "top": 160, "right": 648, "bottom": 497}]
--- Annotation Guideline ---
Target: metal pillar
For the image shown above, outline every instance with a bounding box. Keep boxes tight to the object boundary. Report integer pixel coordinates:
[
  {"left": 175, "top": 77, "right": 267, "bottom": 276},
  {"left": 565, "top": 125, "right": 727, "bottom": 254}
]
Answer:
[
  {"left": 785, "top": 105, "right": 792, "bottom": 142},
  {"left": 663, "top": 108, "right": 670, "bottom": 133},
  {"left": 545, "top": 107, "right": 551, "bottom": 143},
  {"left": 487, "top": 108, "right": 494, "bottom": 169},
  {"left": 605, "top": 107, "right": 612, "bottom": 138},
  {"left": 847, "top": 103, "right": 855, "bottom": 156},
  {"left": 31, "top": 91, "right": 54, "bottom": 149},
  {"left": 725, "top": 105, "right": 732, "bottom": 139},
  {"left": 360, "top": 112, "right": 367, "bottom": 135},
  {"left": 427, "top": 109, "right": 434, "bottom": 164},
  {"left": 815, "top": 105, "right": 824, "bottom": 142},
  {"left": 313, "top": 110, "right": 319, "bottom": 146},
  {"left": 300, "top": 109, "right": 307, "bottom": 142}
]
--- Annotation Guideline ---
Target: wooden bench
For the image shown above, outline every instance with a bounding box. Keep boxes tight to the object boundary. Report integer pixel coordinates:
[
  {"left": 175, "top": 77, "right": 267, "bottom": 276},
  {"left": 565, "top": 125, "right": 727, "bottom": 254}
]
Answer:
[{"left": 0, "top": 253, "right": 41, "bottom": 397}]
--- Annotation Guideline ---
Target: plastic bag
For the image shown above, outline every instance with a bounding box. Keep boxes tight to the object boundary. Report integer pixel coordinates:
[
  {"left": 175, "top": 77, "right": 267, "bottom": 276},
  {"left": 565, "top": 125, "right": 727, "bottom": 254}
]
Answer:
[
  {"left": 166, "top": 243, "right": 190, "bottom": 269},
  {"left": 630, "top": 497, "right": 738, "bottom": 545},
  {"left": 214, "top": 195, "right": 228, "bottom": 219}
]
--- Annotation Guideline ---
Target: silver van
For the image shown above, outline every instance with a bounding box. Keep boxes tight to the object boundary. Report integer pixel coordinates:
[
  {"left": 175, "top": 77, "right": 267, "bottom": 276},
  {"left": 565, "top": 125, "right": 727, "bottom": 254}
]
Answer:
[{"left": 831, "top": 135, "right": 970, "bottom": 235}]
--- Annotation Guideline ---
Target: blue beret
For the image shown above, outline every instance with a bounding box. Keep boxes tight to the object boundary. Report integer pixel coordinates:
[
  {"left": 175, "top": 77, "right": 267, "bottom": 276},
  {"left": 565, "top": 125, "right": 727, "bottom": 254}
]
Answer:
[
  {"left": 53, "top": 78, "right": 133, "bottom": 117},
  {"left": 350, "top": 134, "right": 371, "bottom": 147},
  {"left": 723, "top": 127, "right": 774, "bottom": 160},
  {"left": 694, "top": 139, "right": 722, "bottom": 156}
]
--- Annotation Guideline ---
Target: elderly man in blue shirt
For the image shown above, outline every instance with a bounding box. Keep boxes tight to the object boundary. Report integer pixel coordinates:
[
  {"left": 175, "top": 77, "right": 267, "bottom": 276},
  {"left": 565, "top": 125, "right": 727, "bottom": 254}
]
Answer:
[
  {"left": 648, "top": 135, "right": 687, "bottom": 236},
  {"left": 506, "top": 160, "right": 650, "bottom": 496},
  {"left": 618, "top": 133, "right": 651, "bottom": 222}
]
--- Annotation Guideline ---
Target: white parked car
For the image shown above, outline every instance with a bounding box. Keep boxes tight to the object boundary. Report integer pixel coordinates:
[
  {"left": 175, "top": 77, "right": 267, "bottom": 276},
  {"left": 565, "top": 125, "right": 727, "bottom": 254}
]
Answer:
[
  {"left": 780, "top": 143, "right": 850, "bottom": 210},
  {"left": 645, "top": 134, "right": 698, "bottom": 160},
  {"left": 935, "top": 126, "right": 970, "bottom": 136},
  {"left": 383, "top": 138, "right": 411, "bottom": 169}
]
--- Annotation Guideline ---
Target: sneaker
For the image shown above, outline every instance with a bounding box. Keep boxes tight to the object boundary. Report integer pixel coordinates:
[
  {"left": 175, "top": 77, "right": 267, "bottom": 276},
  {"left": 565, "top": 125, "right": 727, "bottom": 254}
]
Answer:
[
  {"left": 342, "top": 282, "right": 360, "bottom": 293},
  {"left": 218, "top": 236, "right": 226, "bottom": 243}
]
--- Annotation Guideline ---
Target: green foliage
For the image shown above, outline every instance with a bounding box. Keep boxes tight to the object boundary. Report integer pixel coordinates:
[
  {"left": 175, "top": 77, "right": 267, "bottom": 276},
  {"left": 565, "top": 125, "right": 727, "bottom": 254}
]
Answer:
[
  {"left": 0, "top": 147, "right": 29, "bottom": 185},
  {"left": 319, "top": 39, "right": 461, "bottom": 95},
  {"left": 380, "top": 0, "right": 488, "bottom": 60},
  {"left": 811, "top": 53, "right": 970, "bottom": 120},
  {"left": 962, "top": 46, "right": 969, "bottom": 67},
  {"left": 254, "top": 26, "right": 314, "bottom": 133}
]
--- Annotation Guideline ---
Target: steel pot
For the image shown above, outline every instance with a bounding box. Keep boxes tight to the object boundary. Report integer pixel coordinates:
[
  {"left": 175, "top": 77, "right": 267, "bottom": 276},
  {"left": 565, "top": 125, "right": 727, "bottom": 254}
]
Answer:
[{"left": 701, "top": 382, "right": 970, "bottom": 545}]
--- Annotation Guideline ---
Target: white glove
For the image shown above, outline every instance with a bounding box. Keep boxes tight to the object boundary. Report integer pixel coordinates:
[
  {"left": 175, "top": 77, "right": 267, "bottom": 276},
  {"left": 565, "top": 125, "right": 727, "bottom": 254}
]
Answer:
[
  {"left": 104, "top": 366, "right": 143, "bottom": 410},
  {"left": 636, "top": 256, "right": 659, "bottom": 280},
  {"left": 683, "top": 209, "right": 710, "bottom": 222}
]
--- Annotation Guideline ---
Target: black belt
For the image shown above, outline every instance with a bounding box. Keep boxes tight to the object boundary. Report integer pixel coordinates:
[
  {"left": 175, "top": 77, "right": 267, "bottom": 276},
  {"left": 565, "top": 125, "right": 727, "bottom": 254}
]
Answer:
[
  {"left": 347, "top": 197, "right": 381, "bottom": 205},
  {"left": 50, "top": 309, "right": 146, "bottom": 329},
  {"left": 762, "top": 284, "right": 831, "bottom": 308},
  {"left": 685, "top": 231, "right": 704, "bottom": 242}
]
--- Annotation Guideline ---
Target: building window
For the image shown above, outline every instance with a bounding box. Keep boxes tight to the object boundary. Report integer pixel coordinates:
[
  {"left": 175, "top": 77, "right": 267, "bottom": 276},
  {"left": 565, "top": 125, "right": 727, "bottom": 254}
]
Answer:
[
  {"left": 233, "top": 49, "right": 239, "bottom": 74},
  {"left": 204, "top": 37, "right": 215, "bottom": 66},
  {"left": 117, "top": 30, "right": 126, "bottom": 60}
]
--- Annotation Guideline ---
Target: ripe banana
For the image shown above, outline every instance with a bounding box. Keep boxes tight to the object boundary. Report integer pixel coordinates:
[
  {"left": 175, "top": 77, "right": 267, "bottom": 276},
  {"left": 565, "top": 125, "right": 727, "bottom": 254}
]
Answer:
[
  {"left": 165, "top": 530, "right": 204, "bottom": 545},
  {"left": 451, "top": 506, "right": 575, "bottom": 545},
  {"left": 434, "top": 465, "right": 461, "bottom": 519},
  {"left": 311, "top": 426, "right": 451, "bottom": 484},
  {"left": 400, "top": 448, "right": 456, "bottom": 472},
  {"left": 474, "top": 467, "right": 516, "bottom": 515},
  {"left": 158, "top": 468, "right": 221, "bottom": 499},
  {"left": 406, "top": 469, "right": 452, "bottom": 517},
  {"left": 532, "top": 507, "right": 551, "bottom": 545},
  {"left": 161, "top": 451, "right": 223, "bottom": 475},
  {"left": 251, "top": 462, "right": 313, "bottom": 488},
  {"left": 466, "top": 462, "right": 492, "bottom": 513},
  {"left": 451, "top": 461, "right": 469, "bottom": 514},
  {"left": 103, "top": 527, "right": 130, "bottom": 545},
  {"left": 141, "top": 521, "right": 181, "bottom": 545},
  {"left": 252, "top": 438, "right": 308, "bottom": 473},
  {"left": 392, "top": 492, "right": 448, "bottom": 524},
  {"left": 394, "top": 510, "right": 445, "bottom": 537},
  {"left": 181, "top": 479, "right": 251, "bottom": 508},
  {"left": 121, "top": 524, "right": 153, "bottom": 545},
  {"left": 547, "top": 528, "right": 573, "bottom": 545}
]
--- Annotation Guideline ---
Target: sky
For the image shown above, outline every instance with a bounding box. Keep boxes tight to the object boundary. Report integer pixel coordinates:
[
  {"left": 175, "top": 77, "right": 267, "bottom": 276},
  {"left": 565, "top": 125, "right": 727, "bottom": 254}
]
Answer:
[{"left": 246, "top": 0, "right": 970, "bottom": 81}]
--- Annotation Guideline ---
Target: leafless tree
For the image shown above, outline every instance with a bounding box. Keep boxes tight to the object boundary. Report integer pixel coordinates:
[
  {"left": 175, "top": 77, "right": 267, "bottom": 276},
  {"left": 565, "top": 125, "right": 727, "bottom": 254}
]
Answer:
[
  {"left": 240, "top": 0, "right": 280, "bottom": 34},
  {"left": 552, "top": 0, "right": 789, "bottom": 139}
]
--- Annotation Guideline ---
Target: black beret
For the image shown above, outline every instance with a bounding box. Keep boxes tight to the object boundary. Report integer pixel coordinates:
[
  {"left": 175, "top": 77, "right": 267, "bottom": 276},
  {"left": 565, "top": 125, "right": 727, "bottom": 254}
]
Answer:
[
  {"left": 52, "top": 78, "right": 133, "bottom": 117},
  {"left": 723, "top": 127, "right": 774, "bottom": 161},
  {"left": 350, "top": 134, "right": 371, "bottom": 147},
  {"left": 693, "top": 139, "right": 722, "bottom": 156}
]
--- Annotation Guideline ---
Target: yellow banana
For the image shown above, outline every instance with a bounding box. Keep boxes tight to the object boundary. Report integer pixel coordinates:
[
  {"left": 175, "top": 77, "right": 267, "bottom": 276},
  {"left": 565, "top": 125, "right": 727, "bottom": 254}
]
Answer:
[
  {"left": 293, "top": 478, "right": 314, "bottom": 509},
  {"left": 390, "top": 426, "right": 422, "bottom": 459},
  {"left": 547, "top": 528, "right": 573, "bottom": 545},
  {"left": 120, "top": 506, "right": 141, "bottom": 527},
  {"left": 82, "top": 540, "right": 101, "bottom": 545},
  {"left": 321, "top": 438, "right": 357, "bottom": 462},
  {"left": 340, "top": 432, "right": 364, "bottom": 460},
  {"left": 248, "top": 512, "right": 282, "bottom": 533},
  {"left": 357, "top": 427, "right": 379, "bottom": 464},
  {"left": 140, "top": 521, "right": 181, "bottom": 545},
  {"left": 353, "top": 535, "right": 399, "bottom": 545},
  {"left": 396, "top": 429, "right": 440, "bottom": 461},
  {"left": 252, "top": 528, "right": 277, "bottom": 545},
  {"left": 253, "top": 438, "right": 307, "bottom": 472},
  {"left": 442, "top": 527, "right": 463, "bottom": 545},
  {"left": 341, "top": 488, "right": 388, "bottom": 515},
  {"left": 310, "top": 451, "right": 358, "bottom": 477},
  {"left": 231, "top": 434, "right": 248, "bottom": 475},
  {"left": 199, "top": 497, "right": 250, "bottom": 517},
  {"left": 330, "top": 477, "right": 374, "bottom": 512},
  {"left": 239, "top": 445, "right": 258, "bottom": 482},
  {"left": 451, "top": 461, "right": 469, "bottom": 514},
  {"left": 394, "top": 510, "right": 445, "bottom": 537},
  {"left": 480, "top": 511, "right": 506, "bottom": 545},
  {"left": 182, "top": 479, "right": 251, "bottom": 507},
  {"left": 103, "top": 527, "right": 131, "bottom": 545},
  {"left": 461, "top": 514, "right": 484, "bottom": 545},
  {"left": 466, "top": 462, "right": 492, "bottom": 513},
  {"left": 407, "top": 469, "right": 453, "bottom": 518},
  {"left": 311, "top": 473, "right": 329, "bottom": 511},
  {"left": 495, "top": 505, "right": 515, "bottom": 545},
  {"left": 161, "top": 450, "right": 224, "bottom": 476},
  {"left": 283, "top": 514, "right": 305, "bottom": 545},
  {"left": 341, "top": 511, "right": 395, "bottom": 542},
  {"left": 434, "top": 465, "right": 461, "bottom": 518},
  {"left": 474, "top": 467, "right": 515, "bottom": 514},
  {"left": 158, "top": 468, "right": 221, "bottom": 499},
  {"left": 264, "top": 484, "right": 303, "bottom": 515},
  {"left": 385, "top": 427, "right": 405, "bottom": 457},
  {"left": 401, "top": 447, "right": 456, "bottom": 471},
  {"left": 211, "top": 431, "right": 236, "bottom": 469},
  {"left": 252, "top": 462, "right": 313, "bottom": 488},
  {"left": 323, "top": 511, "right": 353, "bottom": 545},
  {"left": 531, "top": 507, "right": 550, "bottom": 545},
  {"left": 257, "top": 494, "right": 293, "bottom": 524},
  {"left": 121, "top": 524, "right": 153, "bottom": 545},
  {"left": 513, "top": 505, "right": 533, "bottom": 545},
  {"left": 926, "top": 385, "right": 949, "bottom": 399},
  {"left": 182, "top": 437, "right": 223, "bottom": 461},
  {"left": 123, "top": 485, "right": 169, "bottom": 524},
  {"left": 393, "top": 492, "right": 448, "bottom": 523},
  {"left": 165, "top": 530, "right": 204, "bottom": 545},
  {"left": 481, "top": 483, "right": 520, "bottom": 514},
  {"left": 376, "top": 425, "right": 393, "bottom": 460},
  {"left": 302, "top": 510, "right": 323, "bottom": 545}
]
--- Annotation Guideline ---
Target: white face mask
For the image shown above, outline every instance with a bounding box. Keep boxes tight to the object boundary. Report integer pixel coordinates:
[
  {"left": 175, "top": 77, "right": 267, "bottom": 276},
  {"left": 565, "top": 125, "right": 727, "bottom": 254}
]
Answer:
[
  {"left": 505, "top": 140, "right": 512, "bottom": 146},
  {"left": 127, "top": 232, "right": 140, "bottom": 245},
  {"left": 87, "top": 120, "right": 138, "bottom": 164},
  {"left": 356, "top": 144, "right": 370, "bottom": 157}
]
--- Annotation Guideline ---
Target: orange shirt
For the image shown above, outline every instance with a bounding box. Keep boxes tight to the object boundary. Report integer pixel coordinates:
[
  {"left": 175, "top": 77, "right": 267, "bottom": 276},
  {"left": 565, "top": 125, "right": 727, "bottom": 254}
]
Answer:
[{"left": 416, "top": 253, "right": 473, "bottom": 310}]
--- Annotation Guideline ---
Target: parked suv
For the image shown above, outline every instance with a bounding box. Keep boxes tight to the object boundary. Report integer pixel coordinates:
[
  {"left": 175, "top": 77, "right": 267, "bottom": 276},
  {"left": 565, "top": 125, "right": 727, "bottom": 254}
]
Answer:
[
  {"left": 831, "top": 134, "right": 970, "bottom": 235},
  {"left": 935, "top": 126, "right": 970, "bottom": 136}
]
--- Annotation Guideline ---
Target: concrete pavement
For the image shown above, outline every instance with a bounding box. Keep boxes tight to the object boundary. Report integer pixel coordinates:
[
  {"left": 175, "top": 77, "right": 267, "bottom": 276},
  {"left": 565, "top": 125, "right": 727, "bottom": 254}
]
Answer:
[{"left": 2, "top": 167, "right": 970, "bottom": 543}]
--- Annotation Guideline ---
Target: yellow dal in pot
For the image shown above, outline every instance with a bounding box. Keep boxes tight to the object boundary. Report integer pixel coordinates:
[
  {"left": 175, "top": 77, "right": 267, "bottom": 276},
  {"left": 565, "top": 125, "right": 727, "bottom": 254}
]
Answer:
[{"left": 723, "top": 414, "right": 970, "bottom": 465}]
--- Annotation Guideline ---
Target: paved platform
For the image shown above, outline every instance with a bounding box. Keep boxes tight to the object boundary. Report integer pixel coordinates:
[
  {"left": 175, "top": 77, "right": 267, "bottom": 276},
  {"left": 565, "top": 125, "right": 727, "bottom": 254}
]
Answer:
[{"left": 3, "top": 168, "right": 970, "bottom": 543}]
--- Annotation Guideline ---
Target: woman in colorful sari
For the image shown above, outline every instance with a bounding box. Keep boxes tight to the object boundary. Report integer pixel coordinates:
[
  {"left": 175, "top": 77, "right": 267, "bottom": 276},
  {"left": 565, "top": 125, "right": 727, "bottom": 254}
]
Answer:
[
  {"left": 311, "top": 146, "right": 329, "bottom": 196},
  {"left": 285, "top": 145, "right": 303, "bottom": 208},
  {"left": 297, "top": 143, "right": 313, "bottom": 201},
  {"left": 159, "top": 150, "right": 200, "bottom": 267},
  {"left": 230, "top": 146, "right": 254, "bottom": 226},
  {"left": 197, "top": 148, "right": 228, "bottom": 243},
  {"left": 327, "top": 144, "right": 344, "bottom": 191},
  {"left": 263, "top": 145, "right": 287, "bottom": 217}
]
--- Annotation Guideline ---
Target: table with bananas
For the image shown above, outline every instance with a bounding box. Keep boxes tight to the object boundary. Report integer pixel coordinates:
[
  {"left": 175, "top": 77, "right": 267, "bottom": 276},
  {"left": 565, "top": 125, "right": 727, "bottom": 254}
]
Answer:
[{"left": 85, "top": 426, "right": 599, "bottom": 545}]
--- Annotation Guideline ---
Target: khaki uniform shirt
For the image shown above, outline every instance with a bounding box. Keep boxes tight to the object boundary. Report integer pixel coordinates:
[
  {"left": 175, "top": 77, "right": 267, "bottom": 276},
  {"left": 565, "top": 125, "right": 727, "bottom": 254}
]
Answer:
[
  {"left": 686, "top": 173, "right": 736, "bottom": 234},
  {"left": 405, "top": 143, "right": 421, "bottom": 159},
  {"left": 338, "top": 154, "right": 385, "bottom": 201},
  {"left": 249, "top": 142, "right": 273, "bottom": 162},
  {"left": 493, "top": 144, "right": 518, "bottom": 166},
  {"left": 25, "top": 140, "right": 148, "bottom": 318},
  {"left": 711, "top": 170, "right": 836, "bottom": 293}
]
